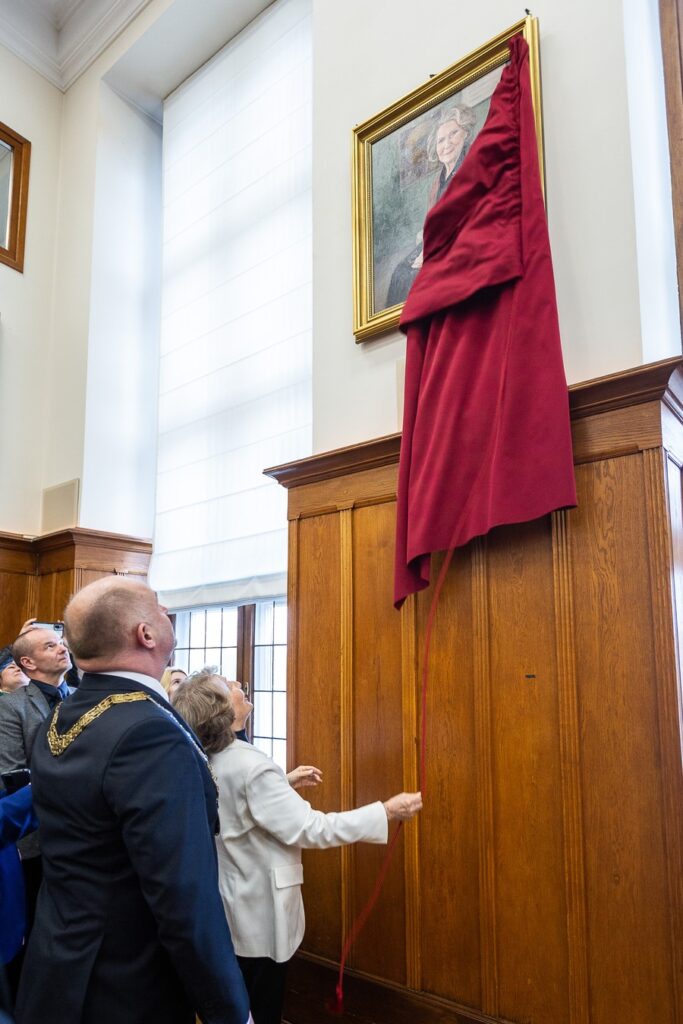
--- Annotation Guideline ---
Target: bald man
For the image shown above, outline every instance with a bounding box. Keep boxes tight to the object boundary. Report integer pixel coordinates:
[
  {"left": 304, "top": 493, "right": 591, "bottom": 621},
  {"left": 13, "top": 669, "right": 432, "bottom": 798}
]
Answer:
[{"left": 15, "top": 579, "right": 251, "bottom": 1024}]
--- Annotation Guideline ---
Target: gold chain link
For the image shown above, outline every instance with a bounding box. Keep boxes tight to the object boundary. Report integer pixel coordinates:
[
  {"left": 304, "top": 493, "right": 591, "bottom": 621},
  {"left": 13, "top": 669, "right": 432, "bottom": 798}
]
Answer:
[{"left": 47, "top": 692, "right": 149, "bottom": 755}]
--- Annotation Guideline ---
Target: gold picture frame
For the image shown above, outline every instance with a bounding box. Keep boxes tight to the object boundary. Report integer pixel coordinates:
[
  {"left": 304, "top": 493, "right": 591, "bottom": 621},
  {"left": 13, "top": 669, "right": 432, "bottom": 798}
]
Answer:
[
  {"left": 0, "top": 120, "right": 31, "bottom": 274},
  {"left": 352, "top": 15, "right": 543, "bottom": 342}
]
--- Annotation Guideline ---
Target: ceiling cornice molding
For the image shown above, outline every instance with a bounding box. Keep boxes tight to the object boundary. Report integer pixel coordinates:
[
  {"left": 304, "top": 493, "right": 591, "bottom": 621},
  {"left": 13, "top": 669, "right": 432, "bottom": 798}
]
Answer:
[
  {"left": 0, "top": 0, "right": 61, "bottom": 87},
  {"left": 58, "top": 0, "right": 155, "bottom": 90},
  {"left": 0, "top": 0, "right": 155, "bottom": 91}
]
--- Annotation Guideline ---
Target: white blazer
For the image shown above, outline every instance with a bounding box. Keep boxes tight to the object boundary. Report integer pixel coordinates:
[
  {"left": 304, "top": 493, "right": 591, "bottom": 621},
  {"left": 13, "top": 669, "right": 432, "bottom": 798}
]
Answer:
[{"left": 212, "top": 739, "right": 388, "bottom": 962}]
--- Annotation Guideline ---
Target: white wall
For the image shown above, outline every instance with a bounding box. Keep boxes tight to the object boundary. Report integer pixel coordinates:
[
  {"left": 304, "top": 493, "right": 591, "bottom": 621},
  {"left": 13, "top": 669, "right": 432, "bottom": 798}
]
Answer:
[
  {"left": 80, "top": 83, "right": 162, "bottom": 538},
  {"left": 41, "top": 0, "right": 173, "bottom": 511},
  {"left": 623, "top": 0, "right": 679, "bottom": 364},
  {"left": 0, "top": 44, "right": 62, "bottom": 533},
  {"left": 0, "top": 0, "right": 678, "bottom": 535},
  {"left": 312, "top": 0, "right": 670, "bottom": 453}
]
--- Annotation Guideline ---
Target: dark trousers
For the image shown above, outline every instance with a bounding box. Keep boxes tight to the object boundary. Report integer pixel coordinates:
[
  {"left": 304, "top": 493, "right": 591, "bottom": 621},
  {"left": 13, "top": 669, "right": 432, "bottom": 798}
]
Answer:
[{"left": 236, "top": 955, "right": 289, "bottom": 1024}]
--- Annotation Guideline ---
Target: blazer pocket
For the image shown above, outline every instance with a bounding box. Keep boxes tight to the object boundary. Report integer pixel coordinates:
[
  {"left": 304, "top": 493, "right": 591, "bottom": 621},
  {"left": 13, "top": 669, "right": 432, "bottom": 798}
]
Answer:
[{"left": 273, "top": 863, "right": 304, "bottom": 889}]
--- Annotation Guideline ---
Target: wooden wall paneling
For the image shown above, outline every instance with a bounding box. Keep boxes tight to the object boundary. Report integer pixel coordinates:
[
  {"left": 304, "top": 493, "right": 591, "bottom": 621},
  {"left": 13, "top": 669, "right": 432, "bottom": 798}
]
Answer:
[
  {"left": 339, "top": 507, "right": 355, "bottom": 961},
  {"left": 471, "top": 538, "right": 497, "bottom": 1017},
  {"left": 36, "top": 569, "right": 75, "bottom": 621},
  {"left": 486, "top": 520, "right": 570, "bottom": 1024},
  {"left": 648, "top": 450, "right": 683, "bottom": 1017},
  {"left": 287, "top": 464, "right": 398, "bottom": 522},
  {"left": 349, "top": 501, "right": 406, "bottom": 983},
  {"left": 0, "top": 534, "right": 35, "bottom": 642},
  {"left": 0, "top": 572, "right": 33, "bottom": 644},
  {"left": 271, "top": 359, "right": 683, "bottom": 1024},
  {"left": 571, "top": 454, "right": 676, "bottom": 1023},
  {"left": 551, "top": 510, "right": 590, "bottom": 1024},
  {"left": 295, "top": 513, "right": 344, "bottom": 961},
  {"left": 417, "top": 545, "right": 482, "bottom": 1010},
  {"left": 400, "top": 592, "right": 421, "bottom": 991}
]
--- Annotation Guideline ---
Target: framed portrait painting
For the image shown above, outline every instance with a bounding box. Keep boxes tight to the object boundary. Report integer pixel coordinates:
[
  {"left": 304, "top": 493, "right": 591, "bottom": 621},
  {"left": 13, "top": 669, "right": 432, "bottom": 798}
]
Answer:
[{"left": 352, "top": 15, "right": 543, "bottom": 342}]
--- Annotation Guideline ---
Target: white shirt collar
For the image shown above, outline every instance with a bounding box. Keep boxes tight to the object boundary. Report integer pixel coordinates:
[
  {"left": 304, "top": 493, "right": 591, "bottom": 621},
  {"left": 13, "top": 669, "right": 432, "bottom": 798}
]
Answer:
[{"left": 96, "top": 670, "right": 170, "bottom": 704}]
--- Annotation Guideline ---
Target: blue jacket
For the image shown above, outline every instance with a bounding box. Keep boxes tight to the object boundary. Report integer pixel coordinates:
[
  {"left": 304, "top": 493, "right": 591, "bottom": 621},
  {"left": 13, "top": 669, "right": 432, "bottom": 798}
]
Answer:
[
  {"left": 15, "top": 674, "right": 249, "bottom": 1024},
  {"left": 0, "top": 785, "right": 38, "bottom": 963}
]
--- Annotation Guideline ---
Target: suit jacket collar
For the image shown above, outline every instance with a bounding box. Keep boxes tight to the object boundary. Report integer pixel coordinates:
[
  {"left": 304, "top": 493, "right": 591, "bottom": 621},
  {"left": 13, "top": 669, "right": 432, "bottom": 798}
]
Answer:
[
  {"left": 26, "top": 679, "right": 51, "bottom": 716},
  {"left": 77, "top": 672, "right": 203, "bottom": 747}
]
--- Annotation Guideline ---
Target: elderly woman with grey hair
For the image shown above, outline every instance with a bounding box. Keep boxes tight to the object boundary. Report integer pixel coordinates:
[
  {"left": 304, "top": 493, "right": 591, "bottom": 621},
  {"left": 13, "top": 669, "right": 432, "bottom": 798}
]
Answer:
[
  {"left": 172, "top": 669, "right": 422, "bottom": 1024},
  {"left": 386, "top": 103, "right": 477, "bottom": 307}
]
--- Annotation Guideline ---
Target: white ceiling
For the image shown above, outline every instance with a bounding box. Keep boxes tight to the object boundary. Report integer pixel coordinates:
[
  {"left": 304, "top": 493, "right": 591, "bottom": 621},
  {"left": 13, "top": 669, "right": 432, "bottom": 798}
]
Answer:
[{"left": 0, "top": 0, "right": 155, "bottom": 90}]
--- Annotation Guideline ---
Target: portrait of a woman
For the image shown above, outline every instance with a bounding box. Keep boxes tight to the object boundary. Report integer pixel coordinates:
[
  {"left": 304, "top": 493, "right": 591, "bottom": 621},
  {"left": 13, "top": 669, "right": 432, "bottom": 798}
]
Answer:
[{"left": 385, "top": 103, "right": 477, "bottom": 307}]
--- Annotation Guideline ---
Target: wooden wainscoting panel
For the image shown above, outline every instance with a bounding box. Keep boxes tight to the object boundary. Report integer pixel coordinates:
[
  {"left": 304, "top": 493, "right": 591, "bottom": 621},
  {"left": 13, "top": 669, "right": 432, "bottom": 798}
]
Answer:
[
  {"left": 339, "top": 508, "right": 355, "bottom": 953},
  {"left": 35, "top": 569, "right": 75, "bottom": 622},
  {"left": 350, "top": 501, "right": 406, "bottom": 983},
  {"left": 552, "top": 510, "right": 590, "bottom": 1024},
  {"left": 649, "top": 451, "right": 683, "bottom": 1018},
  {"left": 0, "top": 534, "right": 34, "bottom": 574},
  {"left": 417, "top": 545, "right": 482, "bottom": 1010},
  {"left": 278, "top": 360, "right": 683, "bottom": 1024},
  {"left": 286, "top": 464, "right": 398, "bottom": 522},
  {"left": 400, "top": 591, "right": 421, "bottom": 990},
  {"left": 0, "top": 571, "right": 33, "bottom": 643},
  {"left": 571, "top": 454, "right": 676, "bottom": 1023},
  {"left": 486, "top": 519, "right": 570, "bottom": 1024},
  {"left": 471, "top": 539, "right": 497, "bottom": 1016},
  {"left": 295, "top": 513, "right": 344, "bottom": 961}
]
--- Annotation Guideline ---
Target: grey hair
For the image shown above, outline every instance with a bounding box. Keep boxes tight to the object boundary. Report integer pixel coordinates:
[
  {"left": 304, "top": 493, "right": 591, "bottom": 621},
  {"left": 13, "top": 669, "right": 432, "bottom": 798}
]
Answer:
[{"left": 426, "top": 104, "right": 477, "bottom": 163}]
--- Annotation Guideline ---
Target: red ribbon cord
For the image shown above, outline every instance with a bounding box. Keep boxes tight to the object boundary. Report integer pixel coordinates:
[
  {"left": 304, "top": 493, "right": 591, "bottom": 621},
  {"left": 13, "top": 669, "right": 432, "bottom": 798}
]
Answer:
[{"left": 330, "top": 541, "right": 458, "bottom": 1013}]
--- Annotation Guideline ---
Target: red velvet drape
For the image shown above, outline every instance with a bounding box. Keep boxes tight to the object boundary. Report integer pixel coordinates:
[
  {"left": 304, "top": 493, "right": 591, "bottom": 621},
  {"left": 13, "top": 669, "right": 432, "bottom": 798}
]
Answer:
[{"left": 394, "top": 36, "right": 576, "bottom": 608}]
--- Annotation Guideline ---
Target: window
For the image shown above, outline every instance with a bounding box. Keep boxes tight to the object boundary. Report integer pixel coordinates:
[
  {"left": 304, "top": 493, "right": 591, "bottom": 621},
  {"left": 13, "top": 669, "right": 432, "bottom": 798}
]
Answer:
[
  {"left": 171, "top": 600, "right": 287, "bottom": 771},
  {"left": 252, "top": 600, "right": 287, "bottom": 768}
]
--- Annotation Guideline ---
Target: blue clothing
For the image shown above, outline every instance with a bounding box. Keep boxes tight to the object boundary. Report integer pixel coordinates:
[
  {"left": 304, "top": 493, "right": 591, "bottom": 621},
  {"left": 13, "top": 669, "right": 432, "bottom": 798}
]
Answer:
[{"left": 0, "top": 786, "right": 38, "bottom": 964}]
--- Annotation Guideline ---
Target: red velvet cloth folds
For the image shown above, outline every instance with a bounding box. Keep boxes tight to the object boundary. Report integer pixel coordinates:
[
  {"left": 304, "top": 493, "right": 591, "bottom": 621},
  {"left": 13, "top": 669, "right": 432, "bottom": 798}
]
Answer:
[{"left": 394, "top": 36, "right": 577, "bottom": 608}]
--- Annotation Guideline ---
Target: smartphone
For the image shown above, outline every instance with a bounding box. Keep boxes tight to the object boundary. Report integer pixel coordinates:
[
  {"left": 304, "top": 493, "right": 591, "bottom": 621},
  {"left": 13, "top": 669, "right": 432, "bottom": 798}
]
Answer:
[
  {"left": 32, "top": 622, "right": 64, "bottom": 637},
  {"left": 1, "top": 768, "right": 31, "bottom": 793}
]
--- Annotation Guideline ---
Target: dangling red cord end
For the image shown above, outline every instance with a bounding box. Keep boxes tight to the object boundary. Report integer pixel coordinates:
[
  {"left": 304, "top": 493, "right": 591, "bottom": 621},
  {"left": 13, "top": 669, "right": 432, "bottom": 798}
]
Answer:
[{"left": 324, "top": 983, "right": 344, "bottom": 1015}]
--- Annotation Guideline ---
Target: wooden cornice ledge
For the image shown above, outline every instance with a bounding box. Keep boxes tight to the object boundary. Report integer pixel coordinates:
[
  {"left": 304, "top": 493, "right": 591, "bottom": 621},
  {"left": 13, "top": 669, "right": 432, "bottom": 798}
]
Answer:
[{"left": 265, "top": 356, "right": 683, "bottom": 489}]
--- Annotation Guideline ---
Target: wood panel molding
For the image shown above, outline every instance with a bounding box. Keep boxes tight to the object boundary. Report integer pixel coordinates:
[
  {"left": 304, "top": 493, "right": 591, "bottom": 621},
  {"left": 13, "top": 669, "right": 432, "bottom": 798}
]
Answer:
[
  {"left": 339, "top": 508, "right": 355, "bottom": 946},
  {"left": 0, "top": 527, "right": 152, "bottom": 641},
  {"left": 643, "top": 449, "right": 683, "bottom": 1019},
  {"left": 283, "top": 954, "right": 515, "bottom": 1024},
  {"left": 400, "top": 595, "right": 421, "bottom": 989},
  {"left": 0, "top": 532, "right": 34, "bottom": 574},
  {"left": 34, "top": 527, "right": 152, "bottom": 575},
  {"left": 266, "top": 359, "right": 683, "bottom": 509},
  {"left": 551, "top": 510, "right": 590, "bottom": 1024},
  {"left": 471, "top": 539, "right": 498, "bottom": 1017}
]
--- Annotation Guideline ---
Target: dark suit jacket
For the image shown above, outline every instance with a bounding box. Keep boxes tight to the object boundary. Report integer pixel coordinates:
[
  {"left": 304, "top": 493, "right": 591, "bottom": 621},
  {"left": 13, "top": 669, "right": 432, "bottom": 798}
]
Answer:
[
  {"left": 15, "top": 673, "right": 250, "bottom": 1024},
  {"left": 0, "top": 681, "right": 73, "bottom": 858}
]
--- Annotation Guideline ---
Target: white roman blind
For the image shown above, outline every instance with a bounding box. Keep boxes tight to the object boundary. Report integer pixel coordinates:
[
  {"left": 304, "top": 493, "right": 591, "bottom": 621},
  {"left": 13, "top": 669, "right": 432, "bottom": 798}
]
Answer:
[{"left": 150, "top": 0, "right": 312, "bottom": 609}]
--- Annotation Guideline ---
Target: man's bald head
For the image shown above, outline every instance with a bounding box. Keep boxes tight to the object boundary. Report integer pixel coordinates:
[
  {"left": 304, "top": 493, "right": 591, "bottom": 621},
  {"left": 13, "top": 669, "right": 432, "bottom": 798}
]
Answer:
[{"left": 64, "top": 578, "right": 175, "bottom": 675}]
